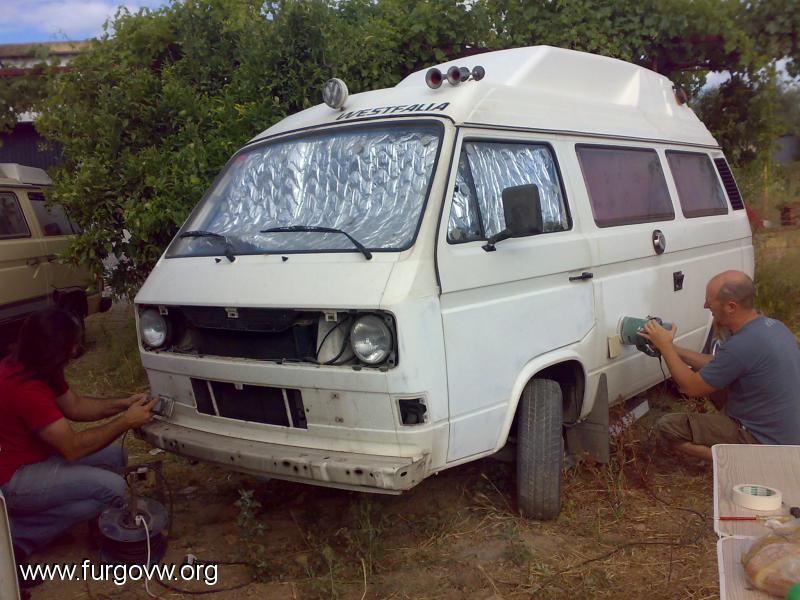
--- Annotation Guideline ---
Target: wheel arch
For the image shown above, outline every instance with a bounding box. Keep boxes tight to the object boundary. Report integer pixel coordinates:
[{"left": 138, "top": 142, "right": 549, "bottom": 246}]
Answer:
[
  {"left": 53, "top": 286, "right": 88, "bottom": 317},
  {"left": 493, "top": 350, "right": 587, "bottom": 453}
]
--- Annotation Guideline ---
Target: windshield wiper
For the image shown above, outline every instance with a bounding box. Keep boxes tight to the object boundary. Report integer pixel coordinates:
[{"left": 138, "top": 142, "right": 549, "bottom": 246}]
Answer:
[
  {"left": 259, "top": 225, "right": 372, "bottom": 260},
  {"left": 179, "top": 230, "right": 236, "bottom": 262}
]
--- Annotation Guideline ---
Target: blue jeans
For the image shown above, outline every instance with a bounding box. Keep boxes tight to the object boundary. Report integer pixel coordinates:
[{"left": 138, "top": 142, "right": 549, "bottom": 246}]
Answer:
[{"left": 0, "top": 444, "right": 127, "bottom": 556}]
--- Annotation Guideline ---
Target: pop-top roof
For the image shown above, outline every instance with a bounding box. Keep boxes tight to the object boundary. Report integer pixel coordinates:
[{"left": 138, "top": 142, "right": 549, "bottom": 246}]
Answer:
[
  {"left": 0, "top": 163, "right": 52, "bottom": 186},
  {"left": 255, "top": 46, "right": 718, "bottom": 148}
]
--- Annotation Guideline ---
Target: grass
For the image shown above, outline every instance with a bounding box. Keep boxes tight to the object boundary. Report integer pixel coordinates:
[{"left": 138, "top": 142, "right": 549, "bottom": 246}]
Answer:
[
  {"left": 755, "top": 248, "right": 800, "bottom": 335},
  {"left": 64, "top": 302, "right": 148, "bottom": 397}
]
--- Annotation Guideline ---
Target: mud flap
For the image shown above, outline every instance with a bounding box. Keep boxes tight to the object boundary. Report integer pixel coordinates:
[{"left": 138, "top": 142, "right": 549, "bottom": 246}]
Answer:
[{"left": 565, "top": 374, "right": 609, "bottom": 464}]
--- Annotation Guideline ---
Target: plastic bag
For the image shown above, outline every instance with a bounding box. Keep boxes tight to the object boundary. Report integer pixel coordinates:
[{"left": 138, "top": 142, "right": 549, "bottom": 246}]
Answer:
[{"left": 742, "top": 520, "right": 800, "bottom": 597}]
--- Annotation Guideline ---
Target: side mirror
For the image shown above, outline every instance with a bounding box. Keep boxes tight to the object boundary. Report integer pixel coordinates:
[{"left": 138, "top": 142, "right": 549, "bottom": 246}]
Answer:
[{"left": 482, "top": 184, "right": 543, "bottom": 252}]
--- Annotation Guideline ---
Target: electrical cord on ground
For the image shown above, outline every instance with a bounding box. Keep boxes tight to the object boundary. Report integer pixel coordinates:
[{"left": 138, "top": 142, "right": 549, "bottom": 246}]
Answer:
[
  {"left": 128, "top": 462, "right": 255, "bottom": 595},
  {"left": 526, "top": 500, "right": 707, "bottom": 595},
  {"left": 136, "top": 515, "right": 164, "bottom": 600},
  {"left": 154, "top": 566, "right": 255, "bottom": 596},
  {"left": 528, "top": 423, "right": 711, "bottom": 596}
]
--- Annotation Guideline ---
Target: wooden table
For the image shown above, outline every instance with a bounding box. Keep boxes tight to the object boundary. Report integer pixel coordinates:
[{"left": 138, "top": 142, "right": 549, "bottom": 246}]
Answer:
[{"left": 713, "top": 444, "right": 800, "bottom": 600}]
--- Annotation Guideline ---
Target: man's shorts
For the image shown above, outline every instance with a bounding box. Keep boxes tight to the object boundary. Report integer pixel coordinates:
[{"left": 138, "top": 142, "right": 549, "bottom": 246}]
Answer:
[{"left": 656, "top": 412, "right": 759, "bottom": 447}]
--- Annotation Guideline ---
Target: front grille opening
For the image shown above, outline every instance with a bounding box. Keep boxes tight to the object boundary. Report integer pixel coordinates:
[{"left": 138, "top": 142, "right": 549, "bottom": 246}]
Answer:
[
  {"left": 191, "top": 378, "right": 307, "bottom": 429},
  {"left": 168, "top": 307, "right": 318, "bottom": 361},
  {"left": 398, "top": 398, "right": 427, "bottom": 425}
]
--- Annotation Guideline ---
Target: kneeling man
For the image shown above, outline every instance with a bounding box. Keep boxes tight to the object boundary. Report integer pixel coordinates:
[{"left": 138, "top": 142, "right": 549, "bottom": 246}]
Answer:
[{"left": 642, "top": 270, "right": 800, "bottom": 461}]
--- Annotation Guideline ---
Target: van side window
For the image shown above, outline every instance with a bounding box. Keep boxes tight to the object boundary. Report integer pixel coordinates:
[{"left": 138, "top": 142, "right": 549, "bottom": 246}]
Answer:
[
  {"left": 448, "top": 141, "right": 569, "bottom": 242},
  {"left": 576, "top": 145, "right": 674, "bottom": 227},
  {"left": 28, "top": 192, "right": 79, "bottom": 236},
  {"left": 665, "top": 151, "right": 728, "bottom": 217},
  {"left": 448, "top": 151, "right": 483, "bottom": 242},
  {"left": 0, "top": 192, "right": 30, "bottom": 239}
]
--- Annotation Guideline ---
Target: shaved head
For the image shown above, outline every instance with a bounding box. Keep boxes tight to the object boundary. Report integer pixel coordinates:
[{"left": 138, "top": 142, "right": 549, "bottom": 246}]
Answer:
[{"left": 709, "top": 270, "right": 755, "bottom": 310}]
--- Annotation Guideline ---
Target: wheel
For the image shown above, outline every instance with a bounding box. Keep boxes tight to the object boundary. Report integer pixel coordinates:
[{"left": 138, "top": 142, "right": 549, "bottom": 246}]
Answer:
[
  {"left": 516, "top": 378, "right": 563, "bottom": 520},
  {"left": 60, "top": 297, "right": 87, "bottom": 356}
]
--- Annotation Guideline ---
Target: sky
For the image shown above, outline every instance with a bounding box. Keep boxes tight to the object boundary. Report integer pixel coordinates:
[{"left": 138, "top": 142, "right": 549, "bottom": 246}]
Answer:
[{"left": 0, "top": 0, "right": 169, "bottom": 44}]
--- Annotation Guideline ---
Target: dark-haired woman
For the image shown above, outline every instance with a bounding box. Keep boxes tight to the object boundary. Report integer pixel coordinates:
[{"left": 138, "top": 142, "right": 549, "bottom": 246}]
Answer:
[{"left": 0, "top": 307, "right": 157, "bottom": 568}]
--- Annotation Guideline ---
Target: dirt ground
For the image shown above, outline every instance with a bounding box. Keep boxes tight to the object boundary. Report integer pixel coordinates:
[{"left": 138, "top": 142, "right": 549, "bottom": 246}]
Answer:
[{"left": 27, "top": 308, "right": 725, "bottom": 600}]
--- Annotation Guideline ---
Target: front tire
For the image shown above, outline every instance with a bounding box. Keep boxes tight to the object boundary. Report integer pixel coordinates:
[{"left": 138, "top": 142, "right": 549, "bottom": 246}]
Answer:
[{"left": 516, "top": 378, "right": 563, "bottom": 520}]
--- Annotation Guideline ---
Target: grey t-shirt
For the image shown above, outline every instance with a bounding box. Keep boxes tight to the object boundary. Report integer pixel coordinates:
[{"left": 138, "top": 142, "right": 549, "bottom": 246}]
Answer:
[{"left": 699, "top": 316, "right": 800, "bottom": 444}]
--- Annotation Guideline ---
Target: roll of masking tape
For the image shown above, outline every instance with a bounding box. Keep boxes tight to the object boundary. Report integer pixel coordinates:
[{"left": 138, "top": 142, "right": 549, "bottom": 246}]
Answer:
[{"left": 732, "top": 484, "right": 783, "bottom": 511}]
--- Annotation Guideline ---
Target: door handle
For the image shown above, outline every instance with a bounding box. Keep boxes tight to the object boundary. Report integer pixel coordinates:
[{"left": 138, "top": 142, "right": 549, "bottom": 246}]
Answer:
[
  {"left": 569, "top": 271, "right": 594, "bottom": 282},
  {"left": 652, "top": 230, "right": 666, "bottom": 255}
]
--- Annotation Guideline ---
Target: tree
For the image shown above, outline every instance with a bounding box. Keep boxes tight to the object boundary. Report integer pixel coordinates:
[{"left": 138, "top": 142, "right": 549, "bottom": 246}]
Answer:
[
  {"left": 31, "top": 0, "right": 800, "bottom": 297},
  {"left": 693, "top": 72, "right": 782, "bottom": 166},
  {"left": 0, "top": 44, "right": 60, "bottom": 137}
]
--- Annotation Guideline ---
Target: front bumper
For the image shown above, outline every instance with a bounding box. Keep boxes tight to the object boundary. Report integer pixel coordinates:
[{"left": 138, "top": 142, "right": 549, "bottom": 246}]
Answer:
[{"left": 137, "top": 420, "right": 429, "bottom": 494}]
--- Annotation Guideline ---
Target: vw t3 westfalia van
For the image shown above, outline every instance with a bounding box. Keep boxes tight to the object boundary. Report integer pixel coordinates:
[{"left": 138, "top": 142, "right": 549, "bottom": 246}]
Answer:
[
  {"left": 135, "top": 46, "right": 752, "bottom": 518},
  {"left": 0, "top": 163, "right": 111, "bottom": 349}
]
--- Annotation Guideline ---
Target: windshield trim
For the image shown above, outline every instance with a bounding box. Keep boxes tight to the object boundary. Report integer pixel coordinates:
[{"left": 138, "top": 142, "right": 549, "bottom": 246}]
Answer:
[{"left": 166, "top": 119, "right": 447, "bottom": 259}]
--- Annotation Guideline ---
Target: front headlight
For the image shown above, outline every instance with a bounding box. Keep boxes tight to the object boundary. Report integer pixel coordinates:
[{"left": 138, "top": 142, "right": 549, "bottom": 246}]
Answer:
[
  {"left": 139, "top": 309, "right": 169, "bottom": 348},
  {"left": 350, "top": 315, "right": 392, "bottom": 365}
]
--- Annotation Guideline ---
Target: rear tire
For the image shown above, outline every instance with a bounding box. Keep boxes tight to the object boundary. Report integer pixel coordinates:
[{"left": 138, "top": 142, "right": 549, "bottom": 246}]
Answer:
[
  {"left": 59, "top": 296, "right": 87, "bottom": 356},
  {"left": 516, "top": 378, "right": 563, "bottom": 520}
]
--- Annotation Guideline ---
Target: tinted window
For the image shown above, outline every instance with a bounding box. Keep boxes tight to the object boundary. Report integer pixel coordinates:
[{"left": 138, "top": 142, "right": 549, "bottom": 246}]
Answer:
[
  {"left": 666, "top": 151, "right": 728, "bottom": 217},
  {"left": 28, "top": 193, "right": 79, "bottom": 236},
  {"left": 576, "top": 145, "right": 674, "bottom": 227},
  {"left": 448, "top": 141, "right": 569, "bottom": 243},
  {"left": 0, "top": 192, "right": 30, "bottom": 239}
]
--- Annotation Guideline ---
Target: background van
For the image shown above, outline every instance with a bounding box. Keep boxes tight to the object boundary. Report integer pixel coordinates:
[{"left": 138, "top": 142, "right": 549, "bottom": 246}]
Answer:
[
  {"left": 135, "top": 46, "right": 752, "bottom": 519},
  {"left": 0, "top": 163, "right": 110, "bottom": 349}
]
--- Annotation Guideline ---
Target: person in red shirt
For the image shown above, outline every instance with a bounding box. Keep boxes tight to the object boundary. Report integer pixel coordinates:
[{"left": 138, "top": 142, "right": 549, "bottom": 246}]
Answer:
[{"left": 0, "top": 308, "right": 157, "bottom": 575}]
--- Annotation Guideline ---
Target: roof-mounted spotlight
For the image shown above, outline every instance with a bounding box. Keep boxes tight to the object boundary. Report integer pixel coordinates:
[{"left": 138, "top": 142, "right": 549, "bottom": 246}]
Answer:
[
  {"left": 425, "top": 68, "right": 443, "bottom": 89},
  {"left": 471, "top": 66, "right": 485, "bottom": 81},
  {"left": 323, "top": 78, "right": 349, "bottom": 110}
]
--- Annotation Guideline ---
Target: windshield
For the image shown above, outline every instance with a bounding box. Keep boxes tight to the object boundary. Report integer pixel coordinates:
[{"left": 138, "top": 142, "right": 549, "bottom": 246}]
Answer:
[{"left": 168, "top": 123, "right": 442, "bottom": 257}]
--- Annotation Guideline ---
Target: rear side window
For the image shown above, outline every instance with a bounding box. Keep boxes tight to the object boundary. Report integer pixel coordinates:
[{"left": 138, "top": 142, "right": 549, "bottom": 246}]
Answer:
[
  {"left": 576, "top": 145, "right": 674, "bottom": 227},
  {"left": 448, "top": 141, "right": 569, "bottom": 243},
  {"left": 0, "top": 192, "right": 30, "bottom": 239},
  {"left": 666, "top": 151, "right": 728, "bottom": 217},
  {"left": 28, "top": 192, "right": 79, "bottom": 236}
]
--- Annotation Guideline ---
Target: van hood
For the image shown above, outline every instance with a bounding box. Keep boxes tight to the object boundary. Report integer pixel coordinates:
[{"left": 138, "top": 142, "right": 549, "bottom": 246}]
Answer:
[{"left": 135, "top": 254, "right": 396, "bottom": 309}]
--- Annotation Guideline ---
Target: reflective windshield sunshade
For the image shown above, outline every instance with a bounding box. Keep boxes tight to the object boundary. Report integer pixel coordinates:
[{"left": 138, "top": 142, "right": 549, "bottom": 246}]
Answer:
[{"left": 170, "top": 124, "right": 441, "bottom": 257}]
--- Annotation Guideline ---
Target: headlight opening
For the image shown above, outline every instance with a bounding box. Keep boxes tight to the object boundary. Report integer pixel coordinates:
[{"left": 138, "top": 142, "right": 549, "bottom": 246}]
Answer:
[
  {"left": 349, "top": 313, "right": 396, "bottom": 366},
  {"left": 139, "top": 307, "right": 170, "bottom": 349}
]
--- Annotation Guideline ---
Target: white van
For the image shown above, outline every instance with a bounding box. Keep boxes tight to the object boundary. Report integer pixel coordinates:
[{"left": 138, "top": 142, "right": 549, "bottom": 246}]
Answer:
[{"left": 135, "top": 46, "right": 752, "bottom": 518}]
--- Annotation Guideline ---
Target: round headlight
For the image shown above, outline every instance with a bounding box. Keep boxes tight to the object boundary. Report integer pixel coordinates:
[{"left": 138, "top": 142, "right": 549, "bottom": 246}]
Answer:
[
  {"left": 350, "top": 315, "right": 392, "bottom": 365},
  {"left": 140, "top": 309, "right": 168, "bottom": 348}
]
